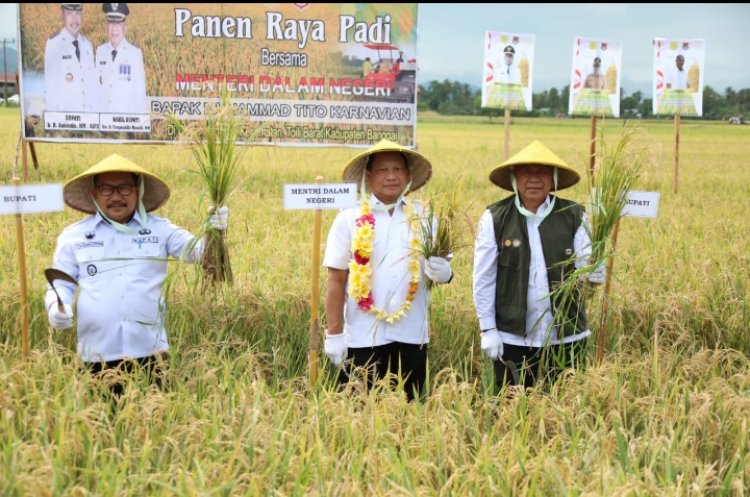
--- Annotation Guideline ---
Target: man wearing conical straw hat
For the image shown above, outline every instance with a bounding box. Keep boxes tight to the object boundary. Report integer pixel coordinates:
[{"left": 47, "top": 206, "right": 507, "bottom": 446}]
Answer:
[
  {"left": 323, "top": 139, "right": 453, "bottom": 401},
  {"left": 45, "top": 154, "right": 228, "bottom": 393},
  {"left": 473, "top": 141, "right": 605, "bottom": 390}
]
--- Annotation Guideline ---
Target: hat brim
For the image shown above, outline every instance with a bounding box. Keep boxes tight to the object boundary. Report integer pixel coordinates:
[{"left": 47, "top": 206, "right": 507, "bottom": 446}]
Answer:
[
  {"left": 63, "top": 154, "right": 170, "bottom": 214},
  {"left": 342, "top": 140, "right": 432, "bottom": 194},
  {"left": 489, "top": 164, "right": 580, "bottom": 192},
  {"left": 488, "top": 140, "right": 581, "bottom": 191}
]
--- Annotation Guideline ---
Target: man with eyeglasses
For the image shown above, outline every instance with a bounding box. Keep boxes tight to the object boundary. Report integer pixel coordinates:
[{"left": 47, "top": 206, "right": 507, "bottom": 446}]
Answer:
[{"left": 45, "top": 154, "right": 228, "bottom": 396}]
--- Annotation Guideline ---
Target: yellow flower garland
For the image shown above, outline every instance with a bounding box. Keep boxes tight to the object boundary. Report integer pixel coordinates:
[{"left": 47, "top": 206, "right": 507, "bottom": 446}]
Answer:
[{"left": 348, "top": 197, "right": 421, "bottom": 325}]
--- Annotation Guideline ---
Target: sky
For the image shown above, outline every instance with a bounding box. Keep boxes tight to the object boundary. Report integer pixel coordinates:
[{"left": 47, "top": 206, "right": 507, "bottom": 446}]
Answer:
[{"left": 2, "top": 3, "right": 748, "bottom": 95}]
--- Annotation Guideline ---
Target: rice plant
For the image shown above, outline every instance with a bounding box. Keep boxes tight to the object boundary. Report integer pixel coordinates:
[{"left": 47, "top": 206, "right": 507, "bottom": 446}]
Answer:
[{"left": 167, "top": 91, "right": 244, "bottom": 286}]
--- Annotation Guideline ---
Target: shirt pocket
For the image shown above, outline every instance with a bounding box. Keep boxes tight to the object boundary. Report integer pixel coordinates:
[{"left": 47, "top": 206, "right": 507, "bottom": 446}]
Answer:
[
  {"left": 131, "top": 243, "right": 164, "bottom": 275},
  {"left": 75, "top": 246, "right": 106, "bottom": 278},
  {"left": 498, "top": 246, "right": 520, "bottom": 270}
]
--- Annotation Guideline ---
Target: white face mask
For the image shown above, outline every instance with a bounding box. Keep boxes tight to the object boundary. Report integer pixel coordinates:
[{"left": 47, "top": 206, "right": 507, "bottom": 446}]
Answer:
[{"left": 510, "top": 167, "right": 558, "bottom": 219}]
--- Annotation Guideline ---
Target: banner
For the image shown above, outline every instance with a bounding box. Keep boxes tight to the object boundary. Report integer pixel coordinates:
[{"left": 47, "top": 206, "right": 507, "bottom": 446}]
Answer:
[
  {"left": 653, "top": 38, "right": 705, "bottom": 116},
  {"left": 568, "top": 36, "right": 622, "bottom": 117},
  {"left": 481, "top": 31, "right": 535, "bottom": 111},
  {"left": 17, "top": 3, "right": 418, "bottom": 147}
]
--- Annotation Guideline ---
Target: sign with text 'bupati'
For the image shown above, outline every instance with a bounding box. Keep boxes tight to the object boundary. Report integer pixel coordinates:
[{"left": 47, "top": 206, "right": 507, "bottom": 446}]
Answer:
[
  {"left": 284, "top": 183, "right": 358, "bottom": 210},
  {"left": 622, "top": 191, "right": 660, "bottom": 218},
  {"left": 0, "top": 184, "right": 64, "bottom": 215}
]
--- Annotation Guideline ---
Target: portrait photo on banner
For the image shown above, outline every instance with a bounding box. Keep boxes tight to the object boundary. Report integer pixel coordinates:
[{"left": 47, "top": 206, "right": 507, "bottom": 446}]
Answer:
[
  {"left": 568, "top": 36, "right": 622, "bottom": 118},
  {"left": 481, "top": 31, "right": 535, "bottom": 112}
]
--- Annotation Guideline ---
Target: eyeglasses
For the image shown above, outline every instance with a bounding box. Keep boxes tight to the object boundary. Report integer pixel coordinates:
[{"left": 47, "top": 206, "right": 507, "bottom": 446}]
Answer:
[{"left": 96, "top": 184, "right": 135, "bottom": 197}]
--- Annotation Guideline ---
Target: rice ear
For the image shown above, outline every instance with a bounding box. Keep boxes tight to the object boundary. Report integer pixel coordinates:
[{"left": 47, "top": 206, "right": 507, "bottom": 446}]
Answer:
[{"left": 168, "top": 87, "right": 246, "bottom": 287}]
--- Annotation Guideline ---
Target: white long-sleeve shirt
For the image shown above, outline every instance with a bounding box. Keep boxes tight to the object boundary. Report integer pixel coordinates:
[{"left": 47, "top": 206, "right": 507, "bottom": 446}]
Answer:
[
  {"left": 44, "top": 29, "right": 98, "bottom": 112},
  {"left": 96, "top": 38, "right": 148, "bottom": 114},
  {"left": 323, "top": 195, "right": 432, "bottom": 348},
  {"left": 45, "top": 211, "right": 202, "bottom": 362},
  {"left": 473, "top": 197, "right": 592, "bottom": 347}
]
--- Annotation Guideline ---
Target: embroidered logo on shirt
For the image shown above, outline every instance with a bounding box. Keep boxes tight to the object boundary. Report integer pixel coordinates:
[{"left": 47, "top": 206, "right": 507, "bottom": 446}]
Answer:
[
  {"left": 86, "top": 264, "right": 97, "bottom": 276},
  {"left": 85, "top": 231, "right": 96, "bottom": 239},
  {"left": 132, "top": 236, "right": 158, "bottom": 249},
  {"left": 138, "top": 228, "right": 152, "bottom": 235}
]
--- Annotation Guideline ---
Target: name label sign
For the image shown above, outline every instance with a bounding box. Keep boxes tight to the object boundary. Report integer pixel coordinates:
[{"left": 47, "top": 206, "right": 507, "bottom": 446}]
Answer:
[
  {"left": 0, "top": 184, "right": 64, "bottom": 215},
  {"left": 622, "top": 190, "right": 660, "bottom": 218},
  {"left": 284, "top": 183, "right": 358, "bottom": 210}
]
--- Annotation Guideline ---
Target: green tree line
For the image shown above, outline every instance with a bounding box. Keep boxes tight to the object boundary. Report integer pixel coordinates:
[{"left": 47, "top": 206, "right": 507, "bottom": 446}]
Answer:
[{"left": 417, "top": 79, "right": 750, "bottom": 121}]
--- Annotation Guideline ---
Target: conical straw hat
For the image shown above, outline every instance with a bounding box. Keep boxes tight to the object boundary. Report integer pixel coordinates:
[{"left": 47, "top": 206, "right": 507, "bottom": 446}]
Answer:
[
  {"left": 489, "top": 140, "right": 580, "bottom": 191},
  {"left": 342, "top": 139, "right": 432, "bottom": 193},
  {"left": 63, "top": 154, "right": 170, "bottom": 214}
]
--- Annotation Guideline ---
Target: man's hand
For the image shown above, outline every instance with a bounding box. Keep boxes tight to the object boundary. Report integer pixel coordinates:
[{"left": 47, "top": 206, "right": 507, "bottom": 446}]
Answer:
[
  {"left": 208, "top": 205, "right": 229, "bottom": 231},
  {"left": 324, "top": 332, "right": 347, "bottom": 367},
  {"left": 424, "top": 256, "right": 453, "bottom": 284},
  {"left": 588, "top": 261, "right": 606, "bottom": 285},
  {"left": 480, "top": 328, "right": 504, "bottom": 360},
  {"left": 48, "top": 304, "right": 74, "bottom": 330}
]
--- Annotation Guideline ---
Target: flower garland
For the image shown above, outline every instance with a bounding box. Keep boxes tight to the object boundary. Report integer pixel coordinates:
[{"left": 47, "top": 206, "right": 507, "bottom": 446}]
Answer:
[{"left": 348, "top": 197, "right": 422, "bottom": 325}]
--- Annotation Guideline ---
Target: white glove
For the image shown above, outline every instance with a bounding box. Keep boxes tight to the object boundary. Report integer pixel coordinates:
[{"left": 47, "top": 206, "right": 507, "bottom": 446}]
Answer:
[
  {"left": 208, "top": 205, "right": 229, "bottom": 231},
  {"left": 424, "top": 256, "right": 453, "bottom": 284},
  {"left": 48, "top": 304, "right": 74, "bottom": 330},
  {"left": 588, "top": 261, "right": 607, "bottom": 285},
  {"left": 324, "top": 332, "right": 348, "bottom": 367},
  {"left": 480, "top": 328, "right": 504, "bottom": 360}
]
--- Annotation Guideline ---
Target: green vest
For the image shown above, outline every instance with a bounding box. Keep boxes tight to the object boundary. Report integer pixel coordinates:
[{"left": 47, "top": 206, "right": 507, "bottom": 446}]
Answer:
[{"left": 488, "top": 195, "right": 588, "bottom": 337}]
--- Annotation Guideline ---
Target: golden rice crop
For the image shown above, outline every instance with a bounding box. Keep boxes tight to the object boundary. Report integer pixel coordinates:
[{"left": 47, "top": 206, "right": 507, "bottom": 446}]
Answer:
[{"left": 1, "top": 108, "right": 748, "bottom": 495}]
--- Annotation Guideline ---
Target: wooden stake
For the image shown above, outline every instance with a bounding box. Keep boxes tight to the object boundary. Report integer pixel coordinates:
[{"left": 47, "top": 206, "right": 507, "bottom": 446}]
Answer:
[
  {"left": 503, "top": 108, "right": 511, "bottom": 160},
  {"left": 29, "top": 142, "right": 39, "bottom": 170},
  {"left": 21, "top": 137, "right": 29, "bottom": 183},
  {"left": 13, "top": 177, "right": 30, "bottom": 356},
  {"left": 309, "top": 176, "right": 324, "bottom": 385},
  {"left": 597, "top": 218, "right": 621, "bottom": 364},
  {"left": 589, "top": 115, "right": 598, "bottom": 177},
  {"left": 674, "top": 113, "right": 680, "bottom": 194}
]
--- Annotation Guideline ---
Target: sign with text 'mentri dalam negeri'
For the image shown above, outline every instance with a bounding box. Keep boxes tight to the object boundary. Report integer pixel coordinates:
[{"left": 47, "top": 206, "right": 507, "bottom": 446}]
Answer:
[
  {"left": 284, "top": 183, "right": 358, "bottom": 210},
  {"left": 18, "top": 3, "right": 418, "bottom": 147},
  {"left": 0, "top": 184, "right": 64, "bottom": 215}
]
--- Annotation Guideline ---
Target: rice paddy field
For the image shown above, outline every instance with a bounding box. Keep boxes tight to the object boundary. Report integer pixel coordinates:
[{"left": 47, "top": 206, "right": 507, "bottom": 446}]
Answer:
[{"left": 1, "top": 107, "right": 749, "bottom": 495}]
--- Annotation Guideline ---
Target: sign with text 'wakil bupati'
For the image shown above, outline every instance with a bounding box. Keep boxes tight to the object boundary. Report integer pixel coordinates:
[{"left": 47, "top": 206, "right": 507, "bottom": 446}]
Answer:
[
  {"left": 0, "top": 184, "right": 64, "bottom": 215},
  {"left": 284, "top": 183, "right": 358, "bottom": 210}
]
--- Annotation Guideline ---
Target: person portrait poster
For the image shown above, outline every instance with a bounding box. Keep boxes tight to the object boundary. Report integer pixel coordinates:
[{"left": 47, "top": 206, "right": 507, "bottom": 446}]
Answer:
[
  {"left": 481, "top": 31, "right": 535, "bottom": 111},
  {"left": 568, "top": 36, "right": 622, "bottom": 118},
  {"left": 653, "top": 38, "right": 705, "bottom": 116}
]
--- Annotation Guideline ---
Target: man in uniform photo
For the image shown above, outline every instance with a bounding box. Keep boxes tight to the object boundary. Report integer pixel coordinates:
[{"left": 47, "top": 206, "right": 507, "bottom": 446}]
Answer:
[
  {"left": 96, "top": 3, "right": 147, "bottom": 114},
  {"left": 44, "top": 3, "right": 99, "bottom": 113}
]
